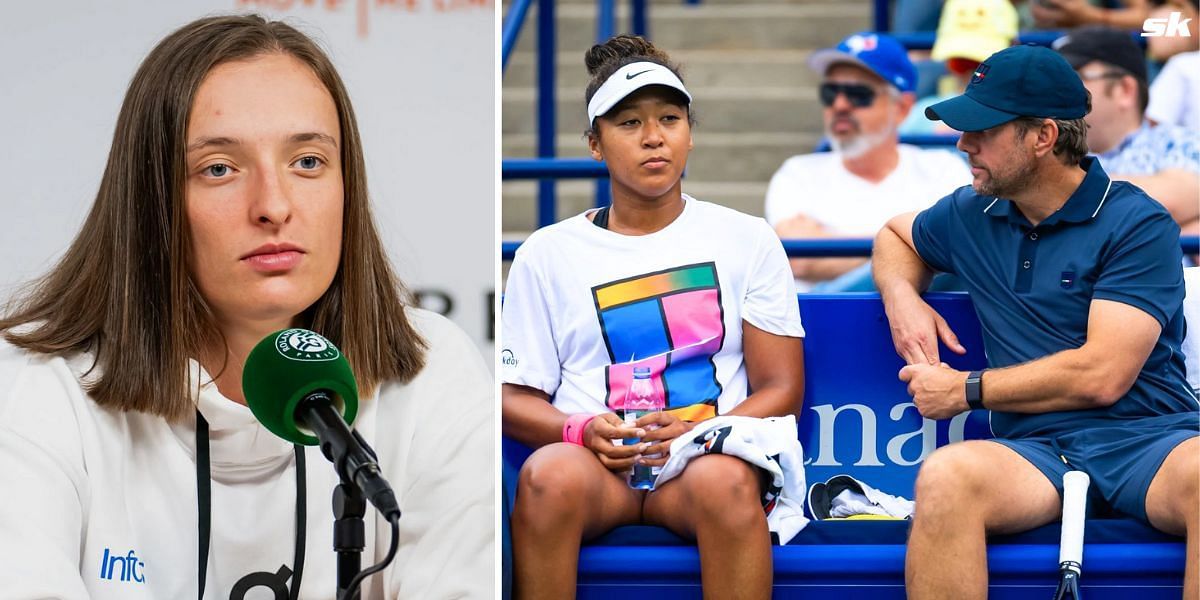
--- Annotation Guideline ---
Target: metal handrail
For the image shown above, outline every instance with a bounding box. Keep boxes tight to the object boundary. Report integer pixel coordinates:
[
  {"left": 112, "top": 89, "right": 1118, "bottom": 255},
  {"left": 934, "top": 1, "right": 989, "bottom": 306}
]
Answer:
[
  {"left": 535, "top": 0, "right": 557, "bottom": 228},
  {"left": 500, "top": 0, "right": 534, "bottom": 70},
  {"left": 503, "top": 237, "right": 1200, "bottom": 261},
  {"left": 873, "top": 0, "right": 889, "bottom": 32},
  {"left": 816, "top": 134, "right": 960, "bottom": 153},
  {"left": 503, "top": 141, "right": 960, "bottom": 176},
  {"left": 503, "top": 157, "right": 609, "bottom": 179},
  {"left": 781, "top": 239, "right": 874, "bottom": 257}
]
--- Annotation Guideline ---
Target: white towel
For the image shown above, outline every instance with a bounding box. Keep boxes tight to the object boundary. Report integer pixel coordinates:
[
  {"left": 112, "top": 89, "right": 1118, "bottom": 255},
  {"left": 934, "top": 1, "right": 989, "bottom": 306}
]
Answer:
[
  {"left": 655, "top": 415, "right": 809, "bottom": 544},
  {"left": 808, "top": 474, "right": 915, "bottom": 520}
]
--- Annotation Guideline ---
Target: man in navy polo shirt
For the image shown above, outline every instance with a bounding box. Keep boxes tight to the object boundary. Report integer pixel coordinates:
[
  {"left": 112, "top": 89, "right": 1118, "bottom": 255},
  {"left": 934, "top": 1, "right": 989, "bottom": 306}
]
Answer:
[{"left": 872, "top": 44, "right": 1198, "bottom": 598}]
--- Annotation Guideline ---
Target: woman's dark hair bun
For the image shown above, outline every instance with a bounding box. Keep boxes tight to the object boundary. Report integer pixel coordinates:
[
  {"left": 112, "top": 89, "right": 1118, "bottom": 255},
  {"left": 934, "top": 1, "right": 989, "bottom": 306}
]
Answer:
[
  {"left": 584, "top": 34, "right": 670, "bottom": 76},
  {"left": 583, "top": 35, "right": 685, "bottom": 115}
]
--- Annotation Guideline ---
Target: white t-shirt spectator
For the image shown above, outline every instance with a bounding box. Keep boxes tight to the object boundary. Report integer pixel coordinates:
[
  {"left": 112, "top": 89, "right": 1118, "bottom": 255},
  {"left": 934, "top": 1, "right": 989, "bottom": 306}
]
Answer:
[
  {"left": 1147, "top": 51, "right": 1199, "bottom": 132},
  {"left": 501, "top": 195, "right": 805, "bottom": 421},
  {"left": 764, "top": 144, "right": 971, "bottom": 234}
]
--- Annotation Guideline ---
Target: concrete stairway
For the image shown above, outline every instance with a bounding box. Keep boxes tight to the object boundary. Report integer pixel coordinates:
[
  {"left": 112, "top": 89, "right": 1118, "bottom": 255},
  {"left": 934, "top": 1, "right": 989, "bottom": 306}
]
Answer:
[{"left": 502, "top": 0, "right": 872, "bottom": 234}]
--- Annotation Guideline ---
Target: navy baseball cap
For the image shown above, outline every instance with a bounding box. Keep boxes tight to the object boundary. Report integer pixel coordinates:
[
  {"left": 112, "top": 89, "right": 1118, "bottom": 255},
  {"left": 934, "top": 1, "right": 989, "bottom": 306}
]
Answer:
[
  {"left": 925, "top": 44, "right": 1089, "bottom": 132},
  {"left": 809, "top": 32, "right": 917, "bottom": 93}
]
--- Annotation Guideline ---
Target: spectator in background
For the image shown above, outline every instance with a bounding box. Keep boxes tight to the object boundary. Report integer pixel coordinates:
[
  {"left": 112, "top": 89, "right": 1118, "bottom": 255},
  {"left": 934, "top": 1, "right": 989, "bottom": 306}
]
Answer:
[
  {"left": 1146, "top": 0, "right": 1199, "bottom": 131},
  {"left": 1029, "top": 0, "right": 1151, "bottom": 30},
  {"left": 1055, "top": 27, "right": 1200, "bottom": 234},
  {"left": 902, "top": 0, "right": 1018, "bottom": 136},
  {"left": 765, "top": 32, "right": 971, "bottom": 291}
]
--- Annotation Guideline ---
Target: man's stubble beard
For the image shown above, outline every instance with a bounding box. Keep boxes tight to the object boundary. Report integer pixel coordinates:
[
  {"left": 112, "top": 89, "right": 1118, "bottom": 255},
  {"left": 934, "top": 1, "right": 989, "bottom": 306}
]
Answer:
[{"left": 974, "top": 147, "right": 1039, "bottom": 198}]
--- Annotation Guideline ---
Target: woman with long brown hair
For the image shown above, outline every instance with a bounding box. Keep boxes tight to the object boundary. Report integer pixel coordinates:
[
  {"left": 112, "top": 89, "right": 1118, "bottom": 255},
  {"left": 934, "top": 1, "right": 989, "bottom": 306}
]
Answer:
[{"left": 0, "top": 15, "right": 492, "bottom": 598}]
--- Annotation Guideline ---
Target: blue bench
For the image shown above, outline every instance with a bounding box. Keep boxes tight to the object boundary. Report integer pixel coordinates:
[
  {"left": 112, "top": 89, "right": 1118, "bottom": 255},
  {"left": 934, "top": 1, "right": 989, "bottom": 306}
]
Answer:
[{"left": 502, "top": 293, "right": 1187, "bottom": 599}]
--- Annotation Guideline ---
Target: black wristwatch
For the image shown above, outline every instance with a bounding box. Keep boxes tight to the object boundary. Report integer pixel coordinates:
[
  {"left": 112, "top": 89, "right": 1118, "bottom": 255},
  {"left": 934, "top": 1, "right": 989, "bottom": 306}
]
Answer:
[{"left": 965, "top": 370, "right": 986, "bottom": 411}]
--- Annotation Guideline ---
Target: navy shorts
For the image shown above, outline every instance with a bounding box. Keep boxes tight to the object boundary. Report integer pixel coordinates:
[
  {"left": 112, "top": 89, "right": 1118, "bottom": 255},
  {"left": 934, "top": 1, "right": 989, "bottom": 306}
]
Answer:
[{"left": 991, "top": 412, "right": 1198, "bottom": 523}]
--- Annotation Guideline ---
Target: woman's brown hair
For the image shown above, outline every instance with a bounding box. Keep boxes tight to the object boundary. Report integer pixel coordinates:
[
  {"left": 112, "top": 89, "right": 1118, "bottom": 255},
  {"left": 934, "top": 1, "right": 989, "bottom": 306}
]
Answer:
[{"left": 0, "top": 14, "right": 426, "bottom": 421}]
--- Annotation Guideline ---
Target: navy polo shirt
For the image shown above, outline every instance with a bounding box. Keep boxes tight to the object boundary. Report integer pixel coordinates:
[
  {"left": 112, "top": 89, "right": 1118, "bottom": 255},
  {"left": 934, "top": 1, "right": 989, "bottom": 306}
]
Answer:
[{"left": 912, "top": 157, "right": 1196, "bottom": 439}]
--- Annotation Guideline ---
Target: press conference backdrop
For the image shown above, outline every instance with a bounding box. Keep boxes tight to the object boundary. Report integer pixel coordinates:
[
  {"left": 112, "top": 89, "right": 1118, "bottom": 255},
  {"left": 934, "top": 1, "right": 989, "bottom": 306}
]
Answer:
[{"left": 0, "top": 0, "right": 496, "bottom": 365}]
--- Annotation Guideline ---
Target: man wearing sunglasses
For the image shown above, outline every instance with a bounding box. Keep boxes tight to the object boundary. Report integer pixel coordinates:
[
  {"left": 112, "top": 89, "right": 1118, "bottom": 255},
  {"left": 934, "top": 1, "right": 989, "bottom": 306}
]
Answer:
[
  {"left": 872, "top": 44, "right": 1198, "bottom": 598},
  {"left": 765, "top": 32, "right": 970, "bottom": 291},
  {"left": 1054, "top": 26, "right": 1200, "bottom": 237}
]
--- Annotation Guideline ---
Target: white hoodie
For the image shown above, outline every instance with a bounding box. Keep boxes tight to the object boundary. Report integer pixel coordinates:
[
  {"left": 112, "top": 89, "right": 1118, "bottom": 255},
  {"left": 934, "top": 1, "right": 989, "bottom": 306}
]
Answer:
[{"left": 0, "top": 309, "right": 494, "bottom": 599}]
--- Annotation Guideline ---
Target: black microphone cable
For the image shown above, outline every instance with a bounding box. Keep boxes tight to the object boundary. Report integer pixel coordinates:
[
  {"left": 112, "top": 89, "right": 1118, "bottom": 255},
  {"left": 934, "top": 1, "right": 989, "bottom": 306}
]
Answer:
[{"left": 338, "top": 513, "right": 401, "bottom": 600}]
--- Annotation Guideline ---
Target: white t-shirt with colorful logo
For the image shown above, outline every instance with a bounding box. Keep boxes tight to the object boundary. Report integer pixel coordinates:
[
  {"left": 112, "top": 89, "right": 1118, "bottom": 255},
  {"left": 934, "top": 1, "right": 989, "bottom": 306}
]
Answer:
[{"left": 501, "top": 195, "right": 805, "bottom": 421}]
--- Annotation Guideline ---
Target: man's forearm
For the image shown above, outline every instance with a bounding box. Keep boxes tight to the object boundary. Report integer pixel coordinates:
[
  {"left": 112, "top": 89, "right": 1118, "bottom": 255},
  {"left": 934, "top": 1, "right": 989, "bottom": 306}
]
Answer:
[
  {"left": 980, "top": 347, "right": 1126, "bottom": 413},
  {"left": 873, "top": 224, "right": 934, "bottom": 302}
]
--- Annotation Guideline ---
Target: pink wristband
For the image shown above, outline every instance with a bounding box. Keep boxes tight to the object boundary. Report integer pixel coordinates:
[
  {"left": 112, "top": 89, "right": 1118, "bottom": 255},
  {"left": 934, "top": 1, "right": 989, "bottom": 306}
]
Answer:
[{"left": 562, "top": 414, "right": 596, "bottom": 446}]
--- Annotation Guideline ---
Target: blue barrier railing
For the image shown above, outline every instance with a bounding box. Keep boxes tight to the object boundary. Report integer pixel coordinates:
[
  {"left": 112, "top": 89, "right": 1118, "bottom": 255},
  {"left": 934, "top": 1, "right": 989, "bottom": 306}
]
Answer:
[
  {"left": 503, "top": 237, "right": 1200, "bottom": 262},
  {"left": 816, "top": 134, "right": 960, "bottom": 153},
  {"left": 874, "top": 0, "right": 889, "bottom": 33},
  {"left": 503, "top": 157, "right": 609, "bottom": 179},
  {"left": 500, "top": 0, "right": 533, "bottom": 70},
  {"left": 598, "top": 0, "right": 615, "bottom": 44},
  {"left": 535, "top": 0, "right": 557, "bottom": 229},
  {"left": 632, "top": 0, "right": 648, "bottom": 38}
]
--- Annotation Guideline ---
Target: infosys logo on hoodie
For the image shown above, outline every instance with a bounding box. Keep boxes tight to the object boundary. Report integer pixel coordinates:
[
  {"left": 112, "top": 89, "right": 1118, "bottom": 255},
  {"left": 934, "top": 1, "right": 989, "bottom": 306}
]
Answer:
[{"left": 100, "top": 548, "right": 146, "bottom": 583}]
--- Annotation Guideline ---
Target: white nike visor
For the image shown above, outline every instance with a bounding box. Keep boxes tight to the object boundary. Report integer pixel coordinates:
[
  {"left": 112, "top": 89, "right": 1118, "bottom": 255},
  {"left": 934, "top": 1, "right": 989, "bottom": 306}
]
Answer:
[{"left": 587, "top": 61, "right": 692, "bottom": 125}]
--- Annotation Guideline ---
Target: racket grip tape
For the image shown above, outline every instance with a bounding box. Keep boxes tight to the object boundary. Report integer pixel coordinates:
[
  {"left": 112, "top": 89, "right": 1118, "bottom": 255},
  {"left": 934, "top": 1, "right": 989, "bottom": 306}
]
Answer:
[{"left": 1059, "top": 470, "right": 1090, "bottom": 571}]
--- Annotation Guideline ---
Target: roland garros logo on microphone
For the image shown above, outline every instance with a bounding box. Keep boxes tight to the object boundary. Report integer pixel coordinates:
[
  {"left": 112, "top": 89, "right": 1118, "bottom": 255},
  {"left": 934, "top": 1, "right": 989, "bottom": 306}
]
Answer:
[{"left": 275, "top": 329, "right": 341, "bottom": 362}]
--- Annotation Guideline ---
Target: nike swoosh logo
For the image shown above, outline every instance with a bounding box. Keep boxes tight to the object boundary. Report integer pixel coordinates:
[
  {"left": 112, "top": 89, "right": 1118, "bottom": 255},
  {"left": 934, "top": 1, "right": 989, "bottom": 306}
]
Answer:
[{"left": 626, "top": 69, "right": 653, "bottom": 80}]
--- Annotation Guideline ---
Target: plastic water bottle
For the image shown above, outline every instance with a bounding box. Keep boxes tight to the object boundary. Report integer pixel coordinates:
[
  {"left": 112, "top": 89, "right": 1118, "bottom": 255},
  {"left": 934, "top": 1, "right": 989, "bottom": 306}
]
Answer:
[{"left": 623, "top": 367, "right": 664, "bottom": 489}]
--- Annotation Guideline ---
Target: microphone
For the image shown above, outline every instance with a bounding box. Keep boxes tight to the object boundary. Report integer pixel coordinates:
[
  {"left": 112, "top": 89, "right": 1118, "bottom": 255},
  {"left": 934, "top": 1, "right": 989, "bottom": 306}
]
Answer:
[{"left": 243, "top": 328, "right": 402, "bottom": 521}]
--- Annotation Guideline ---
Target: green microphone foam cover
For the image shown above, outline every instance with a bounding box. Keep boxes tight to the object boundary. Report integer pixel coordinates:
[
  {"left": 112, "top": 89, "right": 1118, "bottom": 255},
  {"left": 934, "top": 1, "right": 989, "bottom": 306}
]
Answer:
[{"left": 243, "top": 328, "right": 359, "bottom": 446}]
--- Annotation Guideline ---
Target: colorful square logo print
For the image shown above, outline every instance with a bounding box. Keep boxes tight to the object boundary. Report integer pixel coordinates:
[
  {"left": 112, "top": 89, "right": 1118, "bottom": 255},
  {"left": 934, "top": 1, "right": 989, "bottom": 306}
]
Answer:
[{"left": 591, "top": 262, "right": 726, "bottom": 418}]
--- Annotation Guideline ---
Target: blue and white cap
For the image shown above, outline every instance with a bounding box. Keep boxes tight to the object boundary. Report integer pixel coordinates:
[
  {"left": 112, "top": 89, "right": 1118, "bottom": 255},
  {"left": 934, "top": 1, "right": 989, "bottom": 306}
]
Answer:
[
  {"left": 587, "top": 61, "right": 692, "bottom": 125},
  {"left": 808, "top": 32, "right": 917, "bottom": 93}
]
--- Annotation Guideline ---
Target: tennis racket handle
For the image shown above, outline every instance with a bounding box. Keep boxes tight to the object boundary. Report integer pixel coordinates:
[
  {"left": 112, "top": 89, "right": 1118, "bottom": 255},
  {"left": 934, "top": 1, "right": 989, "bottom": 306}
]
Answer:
[{"left": 1059, "top": 470, "right": 1090, "bottom": 570}]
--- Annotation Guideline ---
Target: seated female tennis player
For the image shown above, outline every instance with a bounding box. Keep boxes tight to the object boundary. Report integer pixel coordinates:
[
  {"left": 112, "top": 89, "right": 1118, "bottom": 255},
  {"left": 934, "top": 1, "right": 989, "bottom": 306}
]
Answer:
[
  {"left": 501, "top": 35, "right": 806, "bottom": 599},
  {"left": 0, "top": 15, "right": 491, "bottom": 598}
]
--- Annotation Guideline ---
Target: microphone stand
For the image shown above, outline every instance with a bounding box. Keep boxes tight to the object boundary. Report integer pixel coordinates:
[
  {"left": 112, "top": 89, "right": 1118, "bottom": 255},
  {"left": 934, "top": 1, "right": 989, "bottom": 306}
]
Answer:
[
  {"left": 333, "top": 482, "right": 366, "bottom": 599},
  {"left": 292, "top": 392, "right": 398, "bottom": 599}
]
